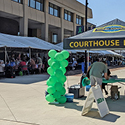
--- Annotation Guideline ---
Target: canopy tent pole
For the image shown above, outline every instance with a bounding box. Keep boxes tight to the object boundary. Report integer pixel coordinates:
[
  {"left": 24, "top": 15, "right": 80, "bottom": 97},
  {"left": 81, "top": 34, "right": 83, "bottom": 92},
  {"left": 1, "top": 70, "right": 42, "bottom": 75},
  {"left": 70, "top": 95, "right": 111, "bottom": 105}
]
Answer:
[
  {"left": 84, "top": 0, "right": 88, "bottom": 73},
  {"left": 29, "top": 47, "right": 31, "bottom": 61},
  {"left": 87, "top": 50, "right": 89, "bottom": 69},
  {"left": 5, "top": 46, "right": 7, "bottom": 63}
]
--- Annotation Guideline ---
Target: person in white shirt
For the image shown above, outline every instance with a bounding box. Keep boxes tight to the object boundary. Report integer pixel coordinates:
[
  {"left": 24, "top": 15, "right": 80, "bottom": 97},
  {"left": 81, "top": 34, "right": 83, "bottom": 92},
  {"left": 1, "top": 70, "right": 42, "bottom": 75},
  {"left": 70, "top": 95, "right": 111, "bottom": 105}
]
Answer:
[
  {"left": 72, "top": 58, "right": 77, "bottom": 70},
  {"left": 0, "top": 60, "right": 5, "bottom": 74}
]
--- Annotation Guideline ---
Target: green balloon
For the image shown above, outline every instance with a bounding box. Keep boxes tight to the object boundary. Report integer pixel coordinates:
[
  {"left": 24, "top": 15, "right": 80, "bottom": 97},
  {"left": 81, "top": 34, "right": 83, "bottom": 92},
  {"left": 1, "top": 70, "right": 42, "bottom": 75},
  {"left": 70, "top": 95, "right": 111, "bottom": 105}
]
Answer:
[
  {"left": 54, "top": 82, "right": 63, "bottom": 91},
  {"left": 54, "top": 69, "right": 63, "bottom": 78},
  {"left": 46, "top": 79, "right": 52, "bottom": 86},
  {"left": 55, "top": 53, "right": 64, "bottom": 62},
  {"left": 48, "top": 50, "right": 57, "bottom": 58},
  {"left": 53, "top": 91, "right": 61, "bottom": 99},
  {"left": 60, "top": 67, "right": 66, "bottom": 74},
  {"left": 47, "top": 67, "right": 54, "bottom": 76},
  {"left": 46, "top": 94, "right": 55, "bottom": 103},
  {"left": 61, "top": 50, "right": 69, "bottom": 59},
  {"left": 48, "top": 76, "right": 57, "bottom": 86},
  {"left": 57, "top": 96, "right": 67, "bottom": 104},
  {"left": 48, "top": 58, "right": 55, "bottom": 66},
  {"left": 58, "top": 75, "right": 66, "bottom": 83},
  {"left": 51, "top": 61, "right": 60, "bottom": 70},
  {"left": 47, "top": 86, "right": 56, "bottom": 94},
  {"left": 60, "top": 60, "right": 68, "bottom": 67},
  {"left": 60, "top": 87, "right": 66, "bottom": 95}
]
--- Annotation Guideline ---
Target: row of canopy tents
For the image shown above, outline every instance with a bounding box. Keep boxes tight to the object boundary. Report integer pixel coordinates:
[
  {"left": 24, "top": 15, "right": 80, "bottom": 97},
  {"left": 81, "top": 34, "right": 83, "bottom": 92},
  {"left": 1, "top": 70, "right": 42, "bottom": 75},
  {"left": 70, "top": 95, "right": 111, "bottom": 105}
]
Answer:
[{"left": 0, "top": 32, "right": 120, "bottom": 56}]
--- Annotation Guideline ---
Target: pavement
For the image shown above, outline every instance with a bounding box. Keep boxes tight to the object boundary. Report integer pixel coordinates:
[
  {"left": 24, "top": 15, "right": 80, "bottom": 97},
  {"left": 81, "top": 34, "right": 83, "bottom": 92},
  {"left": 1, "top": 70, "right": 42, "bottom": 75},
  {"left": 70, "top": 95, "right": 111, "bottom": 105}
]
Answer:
[{"left": 0, "top": 67, "right": 125, "bottom": 125}]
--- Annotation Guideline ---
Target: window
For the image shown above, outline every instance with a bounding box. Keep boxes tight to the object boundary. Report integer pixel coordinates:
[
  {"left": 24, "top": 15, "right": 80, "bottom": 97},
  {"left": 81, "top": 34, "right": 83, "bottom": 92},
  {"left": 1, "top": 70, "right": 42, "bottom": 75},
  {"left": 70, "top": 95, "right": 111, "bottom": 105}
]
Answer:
[
  {"left": 76, "top": 15, "right": 79, "bottom": 24},
  {"left": 64, "top": 10, "right": 73, "bottom": 22},
  {"left": 12, "top": 0, "right": 23, "bottom": 4},
  {"left": 49, "top": 3, "right": 60, "bottom": 17},
  {"left": 54, "top": 6, "right": 58, "bottom": 17},
  {"left": 30, "top": 0, "right": 35, "bottom": 8},
  {"left": 52, "top": 33, "right": 58, "bottom": 43},
  {"left": 68, "top": 12, "right": 71, "bottom": 21},
  {"left": 64, "top": 10, "right": 68, "bottom": 20},
  {"left": 76, "top": 15, "right": 83, "bottom": 25},
  {"left": 29, "top": 0, "right": 44, "bottom": 11},
  {"left": 36, "top": 0, "right": 41, "bottom": 10},
  {"left": 49, "top": 3, "right": 54, "bottom": 15}
]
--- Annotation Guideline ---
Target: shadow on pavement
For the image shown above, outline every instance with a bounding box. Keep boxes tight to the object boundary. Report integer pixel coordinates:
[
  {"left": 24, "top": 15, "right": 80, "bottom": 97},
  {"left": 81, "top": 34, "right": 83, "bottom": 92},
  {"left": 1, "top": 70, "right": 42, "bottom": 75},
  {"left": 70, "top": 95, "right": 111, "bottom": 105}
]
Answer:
[
  {"left": 75, "top": 96, "right": 87, "bottom": 100},
  {"left": 106, "top": 96, "right": 125, "bottom": 113},
  {"left": 53, "top": 102, "right": 83, "bottom": 111},
  {"left": 0, "top": 74, "right": 49, "bottom": 84},
  {"left": 52, "top": 101, "right": 120, "bottom": 122},
  {"left": 83, "top": 109, "right": 120, "bottom": 122}
]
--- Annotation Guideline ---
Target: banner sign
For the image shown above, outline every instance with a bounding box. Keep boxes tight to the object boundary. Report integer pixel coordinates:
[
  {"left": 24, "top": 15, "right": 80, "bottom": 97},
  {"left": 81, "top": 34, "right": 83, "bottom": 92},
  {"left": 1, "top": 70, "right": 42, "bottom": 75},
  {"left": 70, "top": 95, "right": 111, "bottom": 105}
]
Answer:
[
  {"left": 63, "top": 37, "right": 125, "bottom": 50},
  {"left": 93, "top": 25, "right": 125, "bottom": 33},
  {"left": 81, "top": 85, "right": 109, "bottom": 118},
  {"left": 76, "top": 26, "right": 84, "bottom": 35}
]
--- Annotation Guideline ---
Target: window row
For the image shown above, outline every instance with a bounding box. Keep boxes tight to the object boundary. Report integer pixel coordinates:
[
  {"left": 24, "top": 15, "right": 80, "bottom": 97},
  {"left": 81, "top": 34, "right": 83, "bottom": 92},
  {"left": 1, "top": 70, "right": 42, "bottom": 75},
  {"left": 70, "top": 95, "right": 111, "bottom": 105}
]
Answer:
[
  {"left": 76, "top": 15, "right": 83, "bottom": 25},
  {"left": 12, "top": 1, "right": 83, "bottom": 25},
  {"left": 64, "top": 10, "right": 73, "bottom": 22},
  {"left": 12, "top": 0, "right": 23, "bottom": 4},
  {"left": 28, "top": 0, "right": 44, "bottom": 11},
  {"left": 49, "top": 3, "right": 60, "bottom": 17}
]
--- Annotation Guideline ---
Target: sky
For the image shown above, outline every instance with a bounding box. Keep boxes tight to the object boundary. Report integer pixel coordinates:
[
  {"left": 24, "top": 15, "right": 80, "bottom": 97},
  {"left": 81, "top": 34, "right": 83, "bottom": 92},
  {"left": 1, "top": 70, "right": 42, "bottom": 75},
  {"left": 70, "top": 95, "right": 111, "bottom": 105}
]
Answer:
[{"left": 77, "top": 0, "right": 125, "bottom": 26}]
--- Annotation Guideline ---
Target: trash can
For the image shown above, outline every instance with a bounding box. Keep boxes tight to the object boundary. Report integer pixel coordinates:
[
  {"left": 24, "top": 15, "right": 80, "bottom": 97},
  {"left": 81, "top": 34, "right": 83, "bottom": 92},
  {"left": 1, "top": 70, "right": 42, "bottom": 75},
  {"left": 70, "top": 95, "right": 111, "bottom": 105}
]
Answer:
[{"left": 65, "top": 93, "right": 74, "bottom": 102}]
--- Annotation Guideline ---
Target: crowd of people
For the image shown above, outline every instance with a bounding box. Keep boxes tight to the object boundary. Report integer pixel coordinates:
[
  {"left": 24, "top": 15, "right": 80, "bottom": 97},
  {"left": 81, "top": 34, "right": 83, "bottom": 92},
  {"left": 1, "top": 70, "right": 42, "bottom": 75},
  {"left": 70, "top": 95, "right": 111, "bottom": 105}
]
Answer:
[
  {"left": 0, "top": 53, "right": 48, "bottom": 78},
  {"left": 68, "top": 54, "right": 125, "bottom": 70},
  {"left": 0, "top": 52, "right": 125, "bottom": 79}
]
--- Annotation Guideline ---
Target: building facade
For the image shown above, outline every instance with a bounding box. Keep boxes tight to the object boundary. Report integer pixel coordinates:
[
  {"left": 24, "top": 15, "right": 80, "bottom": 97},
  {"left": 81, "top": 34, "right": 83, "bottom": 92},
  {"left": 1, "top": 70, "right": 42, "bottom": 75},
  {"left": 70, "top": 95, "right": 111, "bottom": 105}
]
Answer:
[{"left": 0, "top": 0, "right": 93, "bottom": 43}]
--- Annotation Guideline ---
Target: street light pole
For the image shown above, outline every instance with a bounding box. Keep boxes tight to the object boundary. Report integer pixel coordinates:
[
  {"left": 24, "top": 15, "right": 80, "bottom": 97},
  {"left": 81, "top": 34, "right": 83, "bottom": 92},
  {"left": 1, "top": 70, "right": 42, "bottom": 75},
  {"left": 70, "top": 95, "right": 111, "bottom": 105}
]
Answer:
[
  {"left": 85, "top": 0, "right": 88, "bottom": 32},
  {"left": 84, "top": 0, "right": 88, "bottom": 73}
]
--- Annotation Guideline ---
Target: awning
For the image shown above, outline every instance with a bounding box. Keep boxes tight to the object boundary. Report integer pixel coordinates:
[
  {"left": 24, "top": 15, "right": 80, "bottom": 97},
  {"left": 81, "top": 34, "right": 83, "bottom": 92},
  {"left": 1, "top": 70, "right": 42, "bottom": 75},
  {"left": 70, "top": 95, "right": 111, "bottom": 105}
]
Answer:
[
  {"left": 63, "top": 19, "right": 125, "bottom": 50},
  {"left": 57, "top": 42, "right": 121, "bottom": 56},
  {"left": 57, "top": 42, "right": 85, "bottom": 53}
]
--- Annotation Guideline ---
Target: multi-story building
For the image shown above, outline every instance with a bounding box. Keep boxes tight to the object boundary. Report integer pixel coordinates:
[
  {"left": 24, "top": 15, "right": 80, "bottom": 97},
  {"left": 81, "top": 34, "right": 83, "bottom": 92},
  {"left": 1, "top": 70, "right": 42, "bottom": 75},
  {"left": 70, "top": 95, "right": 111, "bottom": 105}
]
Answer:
[{"left": 0, "top": 0, "right": 93, "bottom": 44}]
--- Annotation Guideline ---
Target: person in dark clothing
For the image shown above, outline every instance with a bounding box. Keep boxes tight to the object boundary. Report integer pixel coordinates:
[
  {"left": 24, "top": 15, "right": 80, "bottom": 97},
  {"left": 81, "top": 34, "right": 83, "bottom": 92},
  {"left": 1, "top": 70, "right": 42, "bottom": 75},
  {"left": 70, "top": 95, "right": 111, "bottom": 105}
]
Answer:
[
  {"left": 42, "top": 56, "right": 47, "bottom": 72},
  {"left": 102, "top": 61, "right": 111, "bottom": 95}
]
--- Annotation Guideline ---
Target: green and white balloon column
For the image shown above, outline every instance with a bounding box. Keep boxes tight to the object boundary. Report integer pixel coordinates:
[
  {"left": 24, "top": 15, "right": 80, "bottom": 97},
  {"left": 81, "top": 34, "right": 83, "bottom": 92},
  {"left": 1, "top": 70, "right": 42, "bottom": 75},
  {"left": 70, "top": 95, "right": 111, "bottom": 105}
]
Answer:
[{"left": 45, "top": 50, "right": 69, "bottom": 104}]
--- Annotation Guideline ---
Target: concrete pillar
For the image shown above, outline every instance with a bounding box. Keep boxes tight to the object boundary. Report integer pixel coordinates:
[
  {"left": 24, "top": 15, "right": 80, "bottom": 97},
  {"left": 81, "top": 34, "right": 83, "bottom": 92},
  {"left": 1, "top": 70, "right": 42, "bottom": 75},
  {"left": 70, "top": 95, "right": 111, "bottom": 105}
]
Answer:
[
  {"left": 60, "top": 7, "right": 64, "bottom": 42},
  {"left": 42, "top": 0, "right": 49, "bottom": 41},
  {"left": 57, "top": 29, "right": 61, "bottom": 43},
  {"left": 41, "top": 24, "right": 46, "bottom": 40},
  {"left": 73, "top": 13, "right": 76, "bottom": 36},
  {"left": 83, "top": 17, "right": 86, "bottom": 31},
  {"left": 19, "top": 0, "right": 28, "bottom": 36}
]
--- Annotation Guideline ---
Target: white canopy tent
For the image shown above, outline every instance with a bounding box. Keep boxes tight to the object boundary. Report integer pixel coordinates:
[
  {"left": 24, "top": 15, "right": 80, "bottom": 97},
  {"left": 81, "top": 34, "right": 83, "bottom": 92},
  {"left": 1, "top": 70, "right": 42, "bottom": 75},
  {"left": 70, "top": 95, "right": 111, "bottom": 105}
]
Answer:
[
  {"left": 0, "top": 33, "right": 62, "bottom": 62},
  {"left": 0, "top": 33, "right": 62, "bottom": 50}
]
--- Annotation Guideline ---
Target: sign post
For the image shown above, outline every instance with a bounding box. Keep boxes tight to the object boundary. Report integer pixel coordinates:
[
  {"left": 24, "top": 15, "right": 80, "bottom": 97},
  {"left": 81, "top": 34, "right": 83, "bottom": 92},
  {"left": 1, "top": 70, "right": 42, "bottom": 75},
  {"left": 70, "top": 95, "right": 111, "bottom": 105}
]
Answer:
[{"left": 81, "top": 85, "right": 109, "bottom": 117}]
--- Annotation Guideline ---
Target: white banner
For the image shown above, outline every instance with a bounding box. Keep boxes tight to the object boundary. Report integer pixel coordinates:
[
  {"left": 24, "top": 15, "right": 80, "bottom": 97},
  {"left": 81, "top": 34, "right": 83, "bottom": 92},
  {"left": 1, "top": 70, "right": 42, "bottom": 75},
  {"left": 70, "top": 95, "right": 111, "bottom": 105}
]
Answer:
[{"left": 81, "top": 85, "right": 109, "bottom": 118}]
